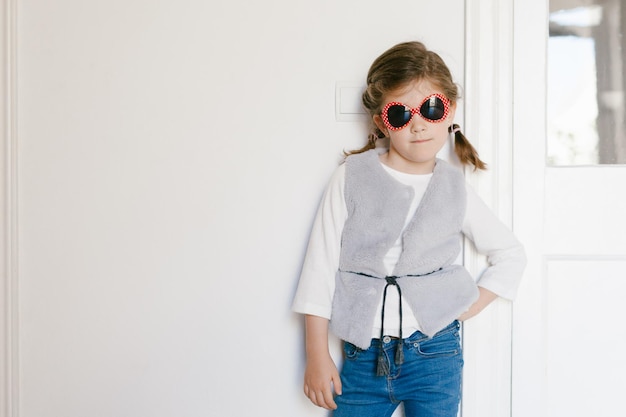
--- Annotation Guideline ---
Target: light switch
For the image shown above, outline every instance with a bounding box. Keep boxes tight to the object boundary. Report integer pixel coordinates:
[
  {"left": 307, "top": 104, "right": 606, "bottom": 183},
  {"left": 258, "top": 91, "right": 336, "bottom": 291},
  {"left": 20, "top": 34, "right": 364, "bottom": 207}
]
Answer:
[{"left": 335, "top": 82, "right": 366, "bottom": 121}]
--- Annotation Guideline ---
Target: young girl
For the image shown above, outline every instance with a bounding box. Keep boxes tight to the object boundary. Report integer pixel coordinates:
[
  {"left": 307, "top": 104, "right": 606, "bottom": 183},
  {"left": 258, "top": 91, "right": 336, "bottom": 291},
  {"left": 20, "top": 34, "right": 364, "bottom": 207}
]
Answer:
[{"left": 292, "top": 41, "right": 526, "bottom": 417}]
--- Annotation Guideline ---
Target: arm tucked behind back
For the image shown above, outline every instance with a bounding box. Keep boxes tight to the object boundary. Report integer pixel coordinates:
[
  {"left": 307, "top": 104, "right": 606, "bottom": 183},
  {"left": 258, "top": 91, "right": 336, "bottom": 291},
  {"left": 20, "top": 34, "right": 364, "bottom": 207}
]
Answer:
[{"left": 462, "top": 184, "right": 527, "bottom": 302}]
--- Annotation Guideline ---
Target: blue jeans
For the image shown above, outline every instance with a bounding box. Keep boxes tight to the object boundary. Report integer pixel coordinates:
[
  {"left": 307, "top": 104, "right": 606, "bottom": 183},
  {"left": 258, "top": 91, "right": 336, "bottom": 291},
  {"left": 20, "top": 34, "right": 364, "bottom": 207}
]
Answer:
[{"left": 334, "top": 321, "right": 463, "bottom": 417}]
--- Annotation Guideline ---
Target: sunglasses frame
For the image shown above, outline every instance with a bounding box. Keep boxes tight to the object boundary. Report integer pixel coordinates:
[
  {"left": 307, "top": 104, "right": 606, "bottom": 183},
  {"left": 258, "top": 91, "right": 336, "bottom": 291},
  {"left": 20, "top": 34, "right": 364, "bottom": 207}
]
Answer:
[{"left": 380, "top": 93, "right": 451, "bottom": 131}]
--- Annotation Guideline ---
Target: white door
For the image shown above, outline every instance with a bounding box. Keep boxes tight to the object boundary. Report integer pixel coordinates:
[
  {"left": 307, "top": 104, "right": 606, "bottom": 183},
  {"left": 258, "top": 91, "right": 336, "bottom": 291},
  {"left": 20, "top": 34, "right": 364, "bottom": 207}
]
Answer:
[{"left": 512, "top": 1, "right": 626, "bottom": 415}]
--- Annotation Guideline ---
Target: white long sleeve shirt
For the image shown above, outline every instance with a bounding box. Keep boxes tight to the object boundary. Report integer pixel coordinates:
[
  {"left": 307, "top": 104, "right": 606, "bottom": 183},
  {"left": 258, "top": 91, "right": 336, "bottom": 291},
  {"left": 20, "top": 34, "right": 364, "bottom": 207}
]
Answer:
[{"left": 292, "top": 161, "right": 526, "bottom": 339}]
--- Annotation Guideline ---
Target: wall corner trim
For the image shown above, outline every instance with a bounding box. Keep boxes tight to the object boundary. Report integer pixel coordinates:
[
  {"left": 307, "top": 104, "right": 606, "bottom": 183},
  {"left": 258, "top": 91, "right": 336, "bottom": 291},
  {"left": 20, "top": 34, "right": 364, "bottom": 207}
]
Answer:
[{"left": 2, "top": 0, "right": 19, "bottom": 416}]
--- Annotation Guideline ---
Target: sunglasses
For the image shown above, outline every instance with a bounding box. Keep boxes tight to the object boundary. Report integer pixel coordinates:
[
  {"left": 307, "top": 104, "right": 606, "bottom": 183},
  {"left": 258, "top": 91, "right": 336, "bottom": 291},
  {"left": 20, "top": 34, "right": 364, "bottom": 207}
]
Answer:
[{"left": 381, "top": 93, "right": 451, "bottom": 131}]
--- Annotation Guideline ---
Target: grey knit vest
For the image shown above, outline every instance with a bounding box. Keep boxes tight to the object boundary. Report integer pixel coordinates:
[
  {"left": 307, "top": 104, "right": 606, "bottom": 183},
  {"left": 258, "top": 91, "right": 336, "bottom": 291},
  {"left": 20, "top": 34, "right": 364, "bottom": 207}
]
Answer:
[{"left": 329, "top": 149, "right": 479, "bottom": 349}]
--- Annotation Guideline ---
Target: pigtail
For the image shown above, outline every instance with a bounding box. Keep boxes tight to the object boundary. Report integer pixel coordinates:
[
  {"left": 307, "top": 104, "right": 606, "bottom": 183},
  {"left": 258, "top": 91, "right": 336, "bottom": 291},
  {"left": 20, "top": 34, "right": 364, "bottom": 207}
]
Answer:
[
  {"left": 449, "top": 124, "right": 487, "bottom": 171},
  {"left": 344, "top": 86, "right": 386, "bottom": 157},
  {"left": 344, "top": 132, "right": 382, "bottom": 156}
]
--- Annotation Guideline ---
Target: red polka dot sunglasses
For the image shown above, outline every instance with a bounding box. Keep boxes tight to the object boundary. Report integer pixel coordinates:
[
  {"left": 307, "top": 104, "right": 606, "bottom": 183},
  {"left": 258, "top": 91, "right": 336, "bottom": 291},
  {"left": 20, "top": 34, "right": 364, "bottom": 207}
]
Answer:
[{"left": 381, "top": 93, "right": 451, "bottom": 131}]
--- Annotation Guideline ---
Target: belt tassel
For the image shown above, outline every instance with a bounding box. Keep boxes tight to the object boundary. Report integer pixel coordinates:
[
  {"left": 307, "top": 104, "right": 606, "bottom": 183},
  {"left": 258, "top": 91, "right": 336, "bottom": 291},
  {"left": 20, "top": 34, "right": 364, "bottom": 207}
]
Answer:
[{"left": 376, "top": 276, "right": 404, "bottom": 376}]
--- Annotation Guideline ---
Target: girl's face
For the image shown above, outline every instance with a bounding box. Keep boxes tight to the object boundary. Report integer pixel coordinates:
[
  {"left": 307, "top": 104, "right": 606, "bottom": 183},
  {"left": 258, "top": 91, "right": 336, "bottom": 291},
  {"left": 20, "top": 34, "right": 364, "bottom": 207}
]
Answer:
[{"left": 374, "top": 79, "right": 456, "bottom": 174}]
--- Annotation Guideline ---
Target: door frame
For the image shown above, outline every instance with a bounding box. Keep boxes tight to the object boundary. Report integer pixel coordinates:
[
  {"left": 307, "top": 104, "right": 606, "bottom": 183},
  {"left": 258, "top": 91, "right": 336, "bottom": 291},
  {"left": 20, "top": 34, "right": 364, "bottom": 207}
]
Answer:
[
  {"left": 511, "top": 1, "right": 549, "bottom": 416},
  {"left": 463, "top": 1, "right": 549, "bottom": 416},
  {"left": 462, "top": 1, "right": 516, "bottom": 416}
]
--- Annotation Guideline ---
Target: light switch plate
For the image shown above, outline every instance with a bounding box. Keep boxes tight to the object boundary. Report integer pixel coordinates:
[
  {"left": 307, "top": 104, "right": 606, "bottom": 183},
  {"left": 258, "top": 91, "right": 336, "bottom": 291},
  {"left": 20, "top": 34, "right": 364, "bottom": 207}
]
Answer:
[{"left": 335, "top": 82, "right": 367, "bottom": 121}]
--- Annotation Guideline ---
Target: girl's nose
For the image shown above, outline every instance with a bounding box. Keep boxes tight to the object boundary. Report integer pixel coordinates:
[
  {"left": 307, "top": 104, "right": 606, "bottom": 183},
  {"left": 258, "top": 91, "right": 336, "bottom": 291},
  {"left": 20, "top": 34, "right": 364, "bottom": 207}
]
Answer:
[{"left": 410, "top": 116, "right": 427, "bottom": 133}]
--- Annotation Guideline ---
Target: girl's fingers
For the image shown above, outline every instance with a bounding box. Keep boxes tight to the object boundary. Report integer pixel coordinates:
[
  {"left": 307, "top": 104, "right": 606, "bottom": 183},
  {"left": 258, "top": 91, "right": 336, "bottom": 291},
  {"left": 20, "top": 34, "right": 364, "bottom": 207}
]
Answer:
[{"left": 304, "top": 385, "right": 337, "bottom": 410}]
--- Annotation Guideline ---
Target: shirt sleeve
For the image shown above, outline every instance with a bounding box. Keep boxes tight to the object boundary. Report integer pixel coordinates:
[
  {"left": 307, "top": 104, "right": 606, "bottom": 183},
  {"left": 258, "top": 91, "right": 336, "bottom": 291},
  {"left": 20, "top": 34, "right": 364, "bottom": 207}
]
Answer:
[
  {"left": 291, "top": 164, "right": 347, "bottom": 319},
  {"left": 462, "top": 184, "right": 527, "bottom": 300}
]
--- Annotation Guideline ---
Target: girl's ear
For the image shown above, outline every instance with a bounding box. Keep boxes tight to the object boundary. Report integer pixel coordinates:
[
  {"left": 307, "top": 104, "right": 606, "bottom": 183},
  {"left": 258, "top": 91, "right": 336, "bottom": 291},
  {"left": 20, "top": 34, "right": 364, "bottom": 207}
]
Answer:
[
  {"left": 447, "top": 102, "right": 457, "bottom": 123},
  {"left": 373, "top": 115, "right": 388, "bottom": 137}
]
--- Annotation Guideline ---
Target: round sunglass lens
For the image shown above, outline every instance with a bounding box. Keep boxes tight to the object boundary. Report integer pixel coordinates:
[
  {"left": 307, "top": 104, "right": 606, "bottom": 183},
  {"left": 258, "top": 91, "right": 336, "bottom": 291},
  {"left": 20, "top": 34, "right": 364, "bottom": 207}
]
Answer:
[
  {"left": 420, "top": 96, "right": 446, "bottom": 121},
  {"left": 387, "top": 105, "right": 411, "bottom": 128}
]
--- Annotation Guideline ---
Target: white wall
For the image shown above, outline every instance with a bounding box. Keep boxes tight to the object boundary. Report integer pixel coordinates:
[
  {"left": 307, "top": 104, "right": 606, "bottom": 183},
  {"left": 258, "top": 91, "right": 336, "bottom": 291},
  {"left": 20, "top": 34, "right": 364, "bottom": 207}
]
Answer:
[{"left": 11, "top": 1, "right": 464, "bottom": 416}]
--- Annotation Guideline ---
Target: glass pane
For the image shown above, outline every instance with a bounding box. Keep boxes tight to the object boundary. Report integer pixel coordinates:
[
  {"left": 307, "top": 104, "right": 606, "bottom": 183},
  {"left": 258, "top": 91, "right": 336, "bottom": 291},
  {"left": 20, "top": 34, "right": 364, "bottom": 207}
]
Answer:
[{"left": 548, "top": 0, "right": 626, "bottom": 165}]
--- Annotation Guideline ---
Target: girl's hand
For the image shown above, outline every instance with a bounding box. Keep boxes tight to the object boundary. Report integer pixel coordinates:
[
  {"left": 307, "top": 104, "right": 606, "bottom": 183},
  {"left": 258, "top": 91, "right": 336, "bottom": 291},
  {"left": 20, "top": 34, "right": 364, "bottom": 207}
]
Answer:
[
  {"left": 458, "top": 287, "right": 498, "bottom": 321},
  {"left": 303, "top": 351, "right": 342, "bottom": 410},
  {"left": 303, "top": 315, "right": 342, "bottom": 410}
]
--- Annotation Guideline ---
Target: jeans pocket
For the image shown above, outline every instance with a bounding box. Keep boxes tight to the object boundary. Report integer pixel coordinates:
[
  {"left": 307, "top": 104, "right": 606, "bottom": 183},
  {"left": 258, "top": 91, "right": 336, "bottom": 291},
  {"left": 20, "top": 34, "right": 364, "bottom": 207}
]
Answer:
[
  {"left": 409, "top": 330, "right": 461, "bottom": 358},
  {"left": 343, "top": 342, "right": 363, "bottom": 360}
]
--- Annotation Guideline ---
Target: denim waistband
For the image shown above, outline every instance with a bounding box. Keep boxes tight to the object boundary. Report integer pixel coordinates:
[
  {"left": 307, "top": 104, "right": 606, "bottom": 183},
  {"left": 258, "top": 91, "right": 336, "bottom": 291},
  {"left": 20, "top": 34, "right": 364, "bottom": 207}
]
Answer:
[{"left": 377, "top": 320, "right": 461, "bottom": 345}]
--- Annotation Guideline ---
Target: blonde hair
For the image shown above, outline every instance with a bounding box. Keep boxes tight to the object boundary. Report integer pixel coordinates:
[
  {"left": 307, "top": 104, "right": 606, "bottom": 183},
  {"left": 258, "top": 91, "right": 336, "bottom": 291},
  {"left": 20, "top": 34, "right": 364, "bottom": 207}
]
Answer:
[{"left": 349, "top": 41, "right": 486, "bottom": 170}]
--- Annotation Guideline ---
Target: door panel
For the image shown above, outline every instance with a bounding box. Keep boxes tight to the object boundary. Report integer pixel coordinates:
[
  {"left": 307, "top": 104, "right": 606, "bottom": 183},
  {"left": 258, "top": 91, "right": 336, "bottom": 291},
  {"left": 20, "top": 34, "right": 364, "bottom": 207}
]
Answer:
[
  {"left": 545, "top": 258, "right": 626, "bottom": 416},
  {"left": 545, "top": 168, "right": 626, "bottom": 254}
]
